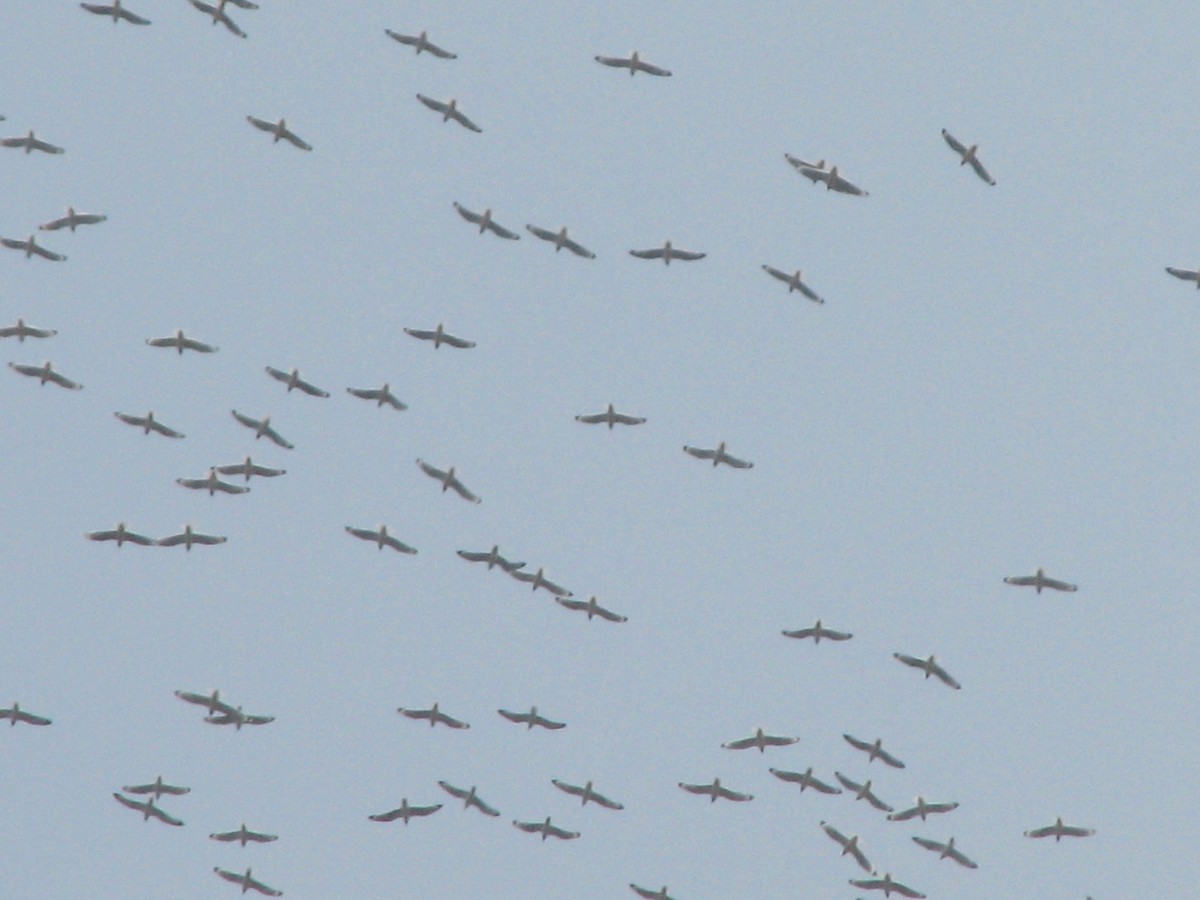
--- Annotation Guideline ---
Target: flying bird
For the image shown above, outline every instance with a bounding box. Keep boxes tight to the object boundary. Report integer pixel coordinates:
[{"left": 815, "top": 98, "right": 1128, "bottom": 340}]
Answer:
[
  {"left": 510, "top": 566, "right": 572, "bottom": 598},
  {"left": 849, "top": 872, "right": 926, "bottom": 898},
  {"left": 8, "top": 361, "right": 81, "bottom": 389},
  {"left": 122, "top": 776, "right": 190, "bottom": 799},
  {"left": 369, "top": 799, "right": 443, "bottom": 824},
  {"left": 511, "top": 816, "right": 580, "bottom": 841},
  {"left": 114, "top": 411, "right": 185, "bottom": 439},
  {"left": 1, "top": 235, "right": 66, "bottom": 261},
  {"left": 230, "top": 411, "right": 294, "bottom": 449},
  {"left": 452, "top": 203, "right": 520, "bottom": 239},
  {"left": 39, "top": 207, "right": 106, "bottom": 232},
  {"left": 397, "top": 703, "right": 469, "bottom": 729},
  {"left": 176, "top": 469, "right": 251, "bottom": 495},
  {"left": 112, "top": 793, "right": 183, "bottom": 826},
  {"left": 346, "top": 383, "right": 407, "bottom": 410},
  {"left": 677, "top": 778, "right": 753, "bottom": 803},
  {"left": 555, "top": 595, "right": 627, "bottom": 622},
  {"left": 525, "top": 224, "right": 596, "bottom": 258},
  {"left": 212, "top": 867, "right": 282, "bottom": 897},
  {"left": 843, "top": 734, "right": 906, "bottom": 768},
  {"left": 155, "top": 525, "right": 228, "bottom": 550},
  {"left": 146, "top": 329, "right": 218, "bottom": 353},
  {"left": 497, "top": 706, "right": 566, "bottom": 730},
  {"left": 761, "top": 265, "right": 824, "bottom": 303},
  {"left": 628, "top": 240, "right": 705, "bottom": 264},
  {"left": 265, "top": 366, "right": 329, "bottom": 397},
  {"left": 415, "top": 459, "right": 481, "bottom": 503},
  {"left": 594, "top": 51, "right": 671, "bottom": 76},
  {"left": 0, "top": 319, "right": 57, "bottom": 342},
  {"left": 575, "top": 404, "right": 646, "bottom": 429},
  {"left": 683, "top": 441, "right": 753, "bottom": 469},
  {"left": 787, "top": 157, "right": 868, "bottom": 195},
  {"left": 0, "top": 702, "right": 51, "bottom": 726},
  {"left": 888, "top": 797, "right": 959, "bottom": 822},
  {"left": 768, "top": 767, "right": 842, "bottom": 795},
  {"left": 1003, "top": 568, "right": 1077, "bottom": 593},
  {"left": 415, "top": 95, "right": 481, "bottom": 132},
  {"left": 819, "top": 821, "right": 874, "bottom": 874},
  {"left": 456, "top": 545, "right": 524, "bottom": 572},
  {"left": 385, "top": 29, "right": 456, "bottom": 58},
  {"left": 404, "top": 323, "right": 475, "bottom": 349},
  {"left": 911, "top": 835, "right": 978, "bottom": 869},
  {"left": 781, "top": 619, "right": 852, "bottom": 643},
  {"left": 1, "top": 130, "right": 65, "bottom": 154},
  {"left": 210, "top": 823, "right": 278, "bottom": 846},
  {"left": 892, "top": 653, "right": 962, "bottom": 690},
  {"left": 941, "top": 129, "right": 996, "bottom": 185},
  {"left": 186, "top": 0, "right": 246, "bottom": 37},
  {"left": 437, "top": 781, "right": 500, "bottom": 816},
  {"left": 215, "top": 457, "right": 286, "bottom": 481},
  {"left": 86, "top": 523, "right": 154, "bottom": 547},
  {"left": 246, "top": 115, "right": 312, "bottom": 150},
  {"left": 345, "top": 525, "right": 417, "bottom": 555},
  {"left": 1024, "top": 817, "right": 1095, "bottom": 841},
  {"left": 79, "top": 1, "right": 150, "bottom": 24},
  {"left": 721, "top": 728, "right": 799, "bottom": 752},
  {"left": 551, "top": 779, "right": 624, "bottom": 810},
  {"left": 834, "top": 772, "right": 893, "bottom": 812}
]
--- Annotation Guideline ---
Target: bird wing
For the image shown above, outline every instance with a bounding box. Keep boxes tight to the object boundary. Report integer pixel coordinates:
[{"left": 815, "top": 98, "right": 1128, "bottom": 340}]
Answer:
[
  {"left": 834, "top": 771, "right": 861, "bottom": 792},
  {"left": 404, "top": 327, "right": 436, "bottom": 341},
  {"left": 346, "top": 387, "right": 380, "bottom": 400},
  {"left": 941, "top": 129, "right": 967, "bottom": 155},
  {"left": 629, "top": 248, "right": 665, "bottom": 259},
  {"left": 525, "top": 224, "right": 557, "bottom": 242},
  {"left": 282, "top": 128, "right": 312, "bottom": 151},
  {"left": 1043, "top": 577, "right": 1078, "bottom": 592},
  {"left": 594, "top": 55, "right": 630, "bottom": 68},
  {"left": 262, "top": 425, "right": 293, "bottom": 449},
  {"left": 634, "top": 60, "right": 672, "bottom": 76},
  {"left": 440, "top": 332, "right": 476, "bottom": 348},
  {"left": 829, "top": 173, "right": 867, "bottom": 195},
  {"left": 422, "top": 41, "right": 456, "bottom": 58},
  {"left": 416, "top": 458, "right": 446, "bottom": 480},
  {"left": 1166, "top": 267, "right": 1200, "bottom": 282},
  {"left": 1004, "top": 575, "right": 1036, "bottom": 586},
  {"left": 551, "top": 779, "right": 584, "bottom": 797},
  {"left": 369, "top": 808, "right": 404, "bottom": 822},
  {"left": 575, "top": 413, "right": 605, "bottom": 424},
  {"left": 447, "top": 476, "right": 481, "bottom": 503},
  {"left": 486, "top": 220, "right": 520, "bottom": 240},
  {"left": 385, "top": 29, "right": 417, "bottom": 46},
  {"left": 716, "top": 786, "right": 753, "bottom": 801},
  {"left": 930, "top": 662, "right": 962, "bottom": 689},
  {"left": 683, "top": 445, "right": 717, "bottom": 460},
  {"left": 453, "top": 202, "right": 482, "bottom": 224},
  {"left": 677, "top": 782, "right": 710, "bottom": 795},
  {"left": 118, "top": 7, "right": 151, "bottom": 24},
  {"left": 147, "top": 804, "right": 184, "bottom": 826},
  {"left": 546, "top": 823, "right": 580, "bottom": 839},
  {"left": 592, "top": 604, "right": 627, "bottom": 622},
  {"left": 449, "top": 108, "right": 482, "bottom": 132},
  {"left": 296, "top": 377, "right": 329, "bottom": 397},
  {"left": 563, "top": 237, "right": 595, "bottom": 258},
  {"left": 877, "top": 747, "right": 905, "bottom": 768},
  {"left": 497, "top": 709, "right": 528, "bottom": 724},
  {"left": 721, "top": 453, "right": 754, "bottom": 469},
  {"left": 888, "top": 806, "right": 918, "bottom": 822},
  {"left": 113, "top": 792, "right": 147, "bottom": 812},
  {"left": 416, "top": 93, "right": 446, "bottom": 113},
  {"left": 246, "top": 115, "right": 274, "bottom": 133},
  {"left": 611, "top": 413, "right": 646, "bottom": 424},
  {"left": 722, "top": 737, "right": 756, "bottom": 750},
  {"left": 968, "top": 157, "right": 995, "bottom": 185},
  {"left": 796, "top": 280, "right": 824, "bottom": 303},
  {"left": 674, "top": 250, "right": 706, "bottom": 260}
]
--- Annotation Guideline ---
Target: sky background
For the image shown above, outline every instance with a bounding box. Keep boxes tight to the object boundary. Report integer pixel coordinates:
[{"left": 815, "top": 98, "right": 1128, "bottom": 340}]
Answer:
[{"left": 3, "top": 2, "right": 1196, "bottom": 898}]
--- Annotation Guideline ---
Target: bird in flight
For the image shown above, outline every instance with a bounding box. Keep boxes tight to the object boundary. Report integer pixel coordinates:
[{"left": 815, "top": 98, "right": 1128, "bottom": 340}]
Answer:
[
  {"left": 416, "top": 459, "right": 482, "bottom": 503},
  {"left": 721, "top": 727, "right": 800, "bottom": 752},
  {"left": 892, "top": 652, "right": 962, "bottom": 690},
  {"left": 246, "top": 115, "right": 312, "bottom": 151},
  {"left": 265, "top": 366, "right": 330, "bottom": 397},
  {"left": 594, "top": 51, "right": 671, "bottom": 77},
  {"left": 146, "top": 329, "right": 218, "bottom": 354},
  {"left": 1, "top": 130, "right": 65, "bottom": 154},
  {"left": 79, "top": 1, "right": 150, "bottom": 24},
  {"left": 629, "top": 240, "right": 706, "bottom": 264},
  {"left": 452, "top": 202, "right": 520, "bottom": 240},
  {"left": 525, "top": 224, "right": 596, "bottom": 258},
  {"left": 385, "top": 29, "right": 456, "bottom": 58},
  {"left": 416, "top": 95, "right": 481, "bottom": 132},
  {"left": 941, "top": 128, "right": 996, "bottom": 185},
  {"left": 683, "top": 441, "right": 753, "bottom": 469},
  {"left": 115, "top": 411, "right": 185, "bottom": 439},
  {"left": 1003, "top": 568, "right": 1077, "bottom": 593},
  {"left": 781, "top": 619, "right": 852, "bottom": 643},
  {"left": 39, "top": 207, "right": 106, "bottom": 232},
  {"left": 397, "top": 703, "right": 470, "bottom": 729}
]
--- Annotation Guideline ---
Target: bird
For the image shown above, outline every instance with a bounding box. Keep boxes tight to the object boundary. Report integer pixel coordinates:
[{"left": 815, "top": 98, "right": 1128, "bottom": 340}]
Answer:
[
  {"left": 834, "top": 772, "right": 893, "bottom": 812},
  {"left": 86, "top": 522, "right": 154, "bottom": 547},
  {"left": 456, "top": 545, "right": 525, "bottom": 572},
  {"left": 215, "top": 457, "right": 286, "bottom": 481},
  {"left": 768, "top": 767, "right": 841, "bottom": 795},
  {"left": 437, "top": 781, "right": 500, "bottom": 816},
  {"left": 788, "top": 157, "right": 869, "bottom": 196},
  {"left": 843, "top": 734, "right": 906, "bottom": 768},
  {"left": 384, "top": 29, "right": 456, "bottom": 58},
  {"left": 721, "top": 728, "right": 800, "bottom": 752},
  {"left": 511, "top": 816, "right": 580, "bottom": 840},
  {"left": 212, "top": 867, "right": 282, "bottom": 897},
  {"left": 8, "top": 361, "right": 81, "bottom": 389},
  {"left": 0, "top": 702, "right": 51, "bottom": 726},
  {"left": 246, "top": 115, "right": 312, "bottom": 150},
  {"left": 397, "top": 703, "right": 469, "bottom": 729},
  {"left": 415, "top": 95, "right": 481, "bottom": 132},
  {"left": 497, "top": 706, "right": 566, "bottom": 730},
  {"left": 79, "top": 1, "right": 150, "bottom": 24},
  {"left": 1, "top": 235, "right": 66, "bottom": 261},
  {"left": 186, "top": 0, "right": 246, "bottom": 38},
  {"left": 849, "top": 872, "right": 926, "bottom": 898},
  {"left": 176, "top": 469, "right": 251, "bottom": 495},
  {"left": 346, "top": 383, "right": 407, "bottom": 410},
  {"left": 510, "top": 567, "right": 572, "bottom": 598},
  {"left": 819, "top": 821, "right": 874, "bottom": 874},
  {"left": 888, "top": 797, "right": 959, "bottom": 822},
  {"left": 230, "top": 411, "right": 294, "bottom": 449},
  {"left": 112, "top": 793, "right": 183, "bottom": 826},
  {"left": 265, "top": 366, "right": 329, "bottom": 397},
  {"left": 369, "top": 799, "right": 443, "bottom": 824},
  {"left": 911, "top": 835, "right": 978, "bottom": 869},
  {"left": 415, "top": 459, "right": 482, "bottom": 503},
  {"left": 114, "top": 411, "right": 185, "bottom": 439},
  {"left": 1165, "top": 266, "right": 1200, "bottom": 287},
  {"left": 941, "top": 129, "right": 996, "bottom": 185},
  {"left": 525, "top": 224, "right": 596, "bottom": 258},
  {"left": 1, "top": 130, "right": 65, "bottom": 154},
  {"left": 1003, "top": 568, "right": 1077, "bottom": 593},
  {"left": 39, "top": 207, "right": 106, "bottom": 232},
  {"left": 761, "top": 265, "right": 824, "bottom": 303},
  {"left": 345, "top": 525, "right": 417, "bottom": 555},
  {"left": 155, "top": 525, "right": 228, "bottom": 550},
  {"left": 0, "top": 319, "right": 57, "bottom": 342},
  {"left": 781, "top": 619, "right": 853, "bottom": 642},
  {"left": 629, "top": 886, "right": 674, "bottom": 900},
  {"left": 555, "top": 595, "right": 627, "bottom": 622},
  {"left": 682, "top": 442, "right": 753, "bottom": 469},
  {"left": 629, "top": 240, "right": 706, "bottom": 264},
  {"left": 205, "top": 707, "right": 275, "bottom": 729},
  {"left": 1024, "top": 817, "right": 1095, "bottom": 841},
  {"left": 404, "top": 323, "right": 475, "bottom": 349},
  {"left": 677, "top": 778, "right": 753, "bottom": 803},
  {"left": 210, "top": 823, "right": 278, "bottom": 846},
  {"left": 550, "top": 779, "right": 624, "bottom": 810},
  {"left": 594, "top": 51, "right": 671, "bottom": 76},
  {"left": 145, "top": 329, "right": 218, "bottom": 354},
  {"left": 175, "top": 689, "right": 238, "bottom": 717},
  {"left": 452, "top": 203, "right": 520, "bottom": 239},
  {"left": 892, "top": 653, "right": 962, "bottom": 690},
  {"left": 575, "top": 404, "right": 646, "bottom": 428},
  {"left": 122, "top": 776, "right": 190, "bottom": 799}
]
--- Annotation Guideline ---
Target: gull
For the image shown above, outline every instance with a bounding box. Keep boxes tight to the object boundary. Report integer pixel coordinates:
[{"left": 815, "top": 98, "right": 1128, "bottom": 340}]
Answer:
[
  {"left": 510, "top": 567, "right": 572, "bottom": 598},
  {"left": 345, "top": 525, "right": 416, "bottom": 555},
  {"left": 246, "top": 115, "right": 312, "bottom": 151},
  {"left": 790, "top": 158, "right": 869, "bottom": 196},
  {"left": 768, "top": 767, "right": 842, "bottom": 795},
  {"left": 115, "top": 411, "right": 185, "bottom": 439},
  {"left": 551, "top": 779, "right": 624, "bottom": 810},
  {"left": 415, "top": 95, "right": 481, "bottom": 132},
  {"left": 80, "top": 1, "right": 150, "bottom": 24},
  {"left": 215, "top": 457, "right": 286, "bottom": 481},
  {"left": 231, "top": 411, "right": 294, "bottom": 449},
  {"left": 457, "top": 545, "right": 524, "bottom": 572},
  {"left": 497, "top": 706, "right": 566, "bottom": 730},
  {"left": 146, "top": 329, "right": 218, "bottom": 353},
  {"left": 453, "top": 202, "right": 520, "bottom": 239},
  {"left": 1024, "top": 817, "right": 1095, "bottom": 841},
  {"left": 683, "top": 441, "right": 753, "bottom": 469},
  {"left": 629, "top": 886, "right": 674, "bottom": 900},
  {"left": 722, "top": 728, "right": 800, "bottom": 752},
  {"left": 438, "top": 781, "right": 499, "bottom": 816},
  {"left": 86, "top": 523, "right": 154, "bottom": 547},
  {"left": 113, "top": 793, "right": 183, "bottom": 826},
  {"left": 512, "top": 816, "right": 580, "bottom": 841},
  {"left": 834, "top": 772, "right": 893, "bottom": 812},
  {"left": 213, "top": 867, "right": 282, "bottom": 897},
  {"left": 849, "top": 873, "right": 926, "bottom": 898},
  {"left": 0, "top": 319, "right": 57, "bottom": 341},
  {"left": 1, "top": 130, "right": 65, "bottom": 154},
  {"left": 629, "top": 240, "right": 705, "bottom": 264},
  {"left": 525, "top": 224, "right": 596, "bottom": 258},
  {"left": 416, "top": 458, "right": 481, "bottom": 503},
  {"left": 941, "top": 129, "right": 995, "bottom": 185},
  {"left": 347, "top": 383, "right": 407, "bottom": 410},
  {"left": 1, "top": 235, "right": 66, "bottom": 261},
  {"left": 892, "top": 653, "right": 961, "bottom": 690},
  {"left": 397, "top": 703, "right": 469, "bottom": 729},
  {"left": 0, "top": 702, "right": 51, "bottom": 726},
  {"left": 575, "top": 404, "right": 645, "bottom": 428},
  {"left": 175, "top": 689, "right": 238, "bottom": 716},
  {"left": 156, "top": 525, "right": 228, "bottom": 550},
  {"left": 8, "top": 361, "right": 81, "bottom": 389},
  {"left": 843, "top": 734, "right": 905, "bottom": 768},
  {"left": 819, "top": 821, "right": 874, "bottom": 874},
  {"left": 210, "top": 823, "right": 278, "bottom": 846},
  {"left": 677, "top": 778, "right": 753, "bottom": 803},
  {"left": 122, "top": 776, "right": 190, "bottom": 799},
  {"left": 177, "top": 469, "right": 251, "bottom": 495},
  {"left": 594, "top": 51, "right": 671, "bottom": 77},
  {"left": 761, "top": 265, "right": 824, "bottom": 303},
  {"left": 205, "top": 706, "right": 275, "bottom": 729},
  {"left": 555, "top": 595, "right": 627, "bottom": 622},
  {"left": 1166, "top": 266, "right": 1200, "bottom": 287},
  {"left": 1004, "top": 568, "right": 1077, "bottom": 593},
  {"left": 265, "top": 366, "right": 329, "bottom": 397},
  {"left": 781, "top": 619, "right": 852, "bottom": 643},
  {"left": 187, "top": 0, "right": 247, "bottom": 38},
  {"left": 888, "top": 797, "right": 959, "bottom": 822},
  {"left": 911, "top": 835, "right": 978, "bottom": 869},
  {"left": 39, "top": 207, "right": 106, "bottom": 232},
  {"left": 404, "top": 323, "right": 475, "bottom": 349},
  {"left": 369, "top": 799, "right": 443, "bottom": 824},
  {"left": 385, "top": 29, "right": 456, "bottom": 58}
]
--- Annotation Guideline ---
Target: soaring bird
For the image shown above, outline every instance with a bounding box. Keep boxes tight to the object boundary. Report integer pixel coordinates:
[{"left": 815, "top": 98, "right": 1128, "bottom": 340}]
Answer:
[
  {"left": 215, "top": 456, "right": 286, "bottom": 481},
  {"left": 1, "top": 235, "right": 66, "bottom": 261},
  {"left": 205, "top": 706, "right": 274, "bottom": 729},
  {"left": 629, "top": 240, "right": 705, "bottom": 264},
  {"left": 819, "top": 821, "right": 874, "bottom": 874},
  {"left": 721, "top": 727, "right": 799, "bottom": 752},
  {"left": 112, "top": 793, "right": 183, "bottom": 826},
  {"left": 941, "top": 129, "right": 996, "bottom": 185},
  {"left": 79, "top": 1, "right": 150, "bottom": 24},
  {"left": 385, "top": 29, "right": 456, "bottom": 58},
  {"left": 843, "top": 734, "right": 905, "bottom": 768},
  {"left": 415, "top": 459, "right": 481, "bottom": 503},
  {"left": 8, "top": 361, "right": 81, "bottom": 389},
  {"left": 212, "top": 867, "right": 282, "bottom": 897},
  {"left": 186, "top": 0, "right": 246, "bottom": 37},
  {"left": 781, "top": 619, "right": 852, "bottom": 643},
  {"left": 768, "top": 767, "right": 841, "bottom": 795},
  {"left": 404, "top": 323, "right": 475, "bottom": 349},
  {"left": 555, "top": 595, "right": 627, "bottom": 622},
  {"left": 155, "top": 524, "right": 227, "bottom": 550},
  {"left": 369, "top": 799, "right": 443, "bottom": 824},
  {"left": 0, "top": 319, "right": 57, "bottom": 341},
  {"left": 456, "top": 545, "right": 524, "bottom": 572},
  {"left": 677, "top": 778, "right": 753, "bottom": 803},
  {"left": 683, "top": 441, "right": 753, "bottom": 469},
  {"left": 346, "top": 383, "right": 407, "bottom": 410},
  {"left": 246, "top": 115, "right": 312, "bottom": 150},
  {"left": 397, "top": 703, "right": 469, "bottom": 729},
  {"left": 146, "top": 329, "right": 218, "bottom": 353},
  {"left": 122, "top": 776, "right": 190, "bottom": 799},
  {"left": 892, "top": 653, "right": 962, "bottom": 690},
  {"left": 210, "top": 823, "right": 278, "bottom": 846},
  {"left": 265, "top": 366, "right": 329, "bottom": 397},
  {"left": 911, "top": 835, "right": 978, "bottom": 868},
  {"left": 510, "top": 566, "right": 572, "bottom": 598},
  {"left": 497, "top": 706, "right": 566, "bottom": 730},
  {"left": 512, "top": 816, "right": 580, "bottom": 840},
  {"left": 1003, "top": 568, "right": 1077, "bottom": 593},
  {"left": 849, "top": 872, "right": 926, "bottom": 898},
  {"left": 86, "top": 522, "right": 154, "bottom": 547},
  {"left": 345, "top": 525, "right": 417, "bottom": 555},
  {"left": 888, "top": 797, "right": 959, "bottom": 822},
  {"left": 415, "top": 95, "right": 481, "bottom": 132},
  {"left": 1024, "top": 817, "right": 1095, "bottom": 841},
  {"left": 0, "top": 702, "right": 51, "bottom": 726},
  {"left": 1, "top": 130, "right": 65, "bottom": 154},
  {"left": 551, "top": 779, "right": 624, "bottom": 810},
  {"left": 114, "top": 411, "right": 185, "bottom": 439},
  {"left": 788, "top": 157, "right": 868, "bottom": 195},
  {"left": 525, "top": 224, "right": 596, "bottom": 258},
  {"left": 39, "top": 207, "right": 106, "bottom": 232},
  {"left": 594, "top": 51, "right": 671, "bottom": 76},
  {"left": 230, "top": 411, "right": 294, "bottom": 449},
  {"left": 452, "top": 202, "right": 520, "bottom": 239},
  {"left": 176, "top": 469, "right": 251, "bottom": 495},
  {"left": 437, "top": 781, "right": 500, "bottom": 816},
  {"left": 575, "top": 404, "right": 646, "bottom": 428},
  {"left": 761, "top": 265, "right": 824, "bottom": 303},
  {"left": 834, "top": 772, "right": 893, "bottom": 812}
]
